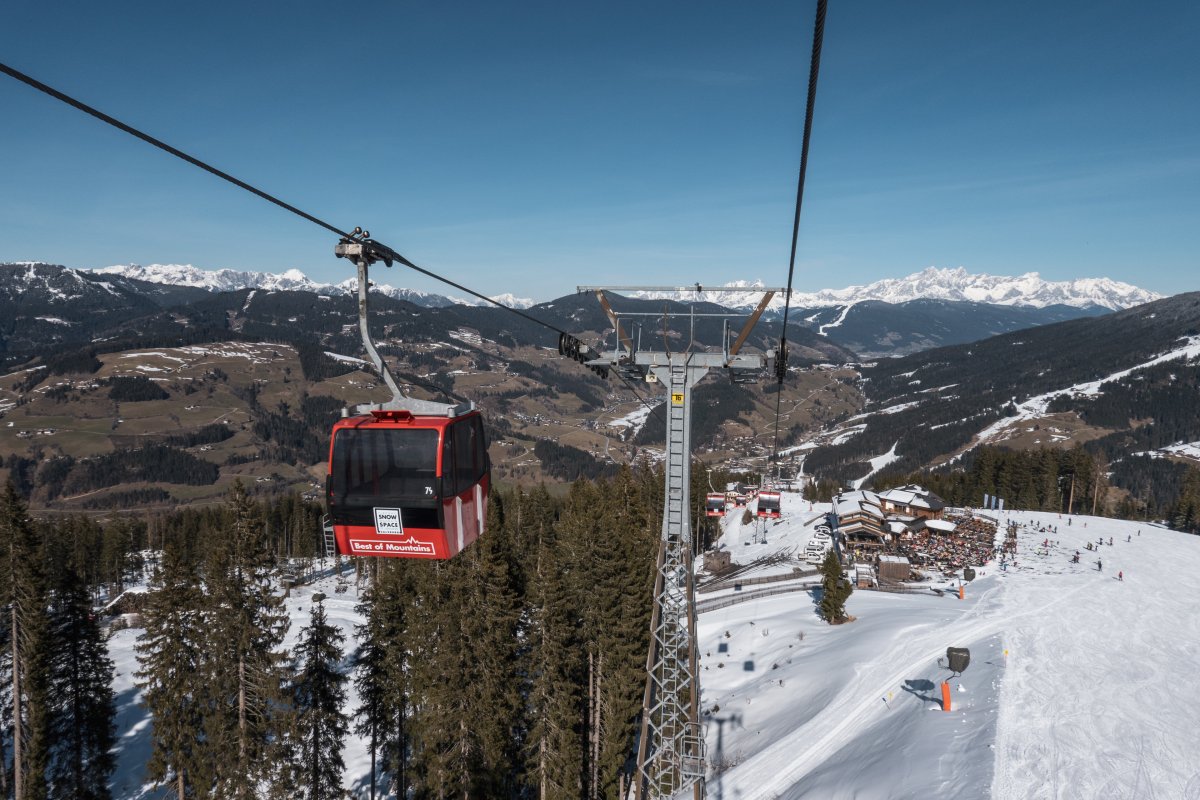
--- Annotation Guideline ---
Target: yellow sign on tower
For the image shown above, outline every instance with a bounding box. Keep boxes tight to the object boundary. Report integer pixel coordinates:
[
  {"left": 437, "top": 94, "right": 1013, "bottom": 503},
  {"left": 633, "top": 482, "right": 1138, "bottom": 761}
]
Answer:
[{"left": 671, "top": 392, "right": 684, "bottom": 406}]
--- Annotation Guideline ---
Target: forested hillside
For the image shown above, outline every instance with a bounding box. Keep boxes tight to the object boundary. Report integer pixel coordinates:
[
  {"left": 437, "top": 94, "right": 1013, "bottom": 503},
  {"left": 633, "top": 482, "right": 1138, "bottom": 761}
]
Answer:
[
  {"left": 866, "top": 445, "right": 1200, "bottom": 534},
  {"left": 803, "top": 291, "right": 1200, "bottom": 517},
  {"left": 790, "top": 298, "right": 1105, "bottom": 357},
  {"left": 0, "top": 262, "right": 862, "bottom": 508}
]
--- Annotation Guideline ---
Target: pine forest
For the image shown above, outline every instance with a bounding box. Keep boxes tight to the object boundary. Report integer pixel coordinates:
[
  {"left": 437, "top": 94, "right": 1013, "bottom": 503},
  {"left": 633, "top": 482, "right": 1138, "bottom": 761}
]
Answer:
[{"left": 0, "top": 464, "right": 692, "bottom": 800}]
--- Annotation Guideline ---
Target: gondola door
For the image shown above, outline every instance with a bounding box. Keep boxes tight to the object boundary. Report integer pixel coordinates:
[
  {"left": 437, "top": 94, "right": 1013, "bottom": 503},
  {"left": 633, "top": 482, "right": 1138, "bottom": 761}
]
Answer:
[{"left": 440, "top": 415, "right": 489, "bottom": 557}]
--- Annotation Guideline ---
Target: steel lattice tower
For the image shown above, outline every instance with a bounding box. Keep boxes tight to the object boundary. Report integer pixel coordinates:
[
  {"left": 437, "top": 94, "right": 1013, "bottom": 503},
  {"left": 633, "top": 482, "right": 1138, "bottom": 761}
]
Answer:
[{"left": 577, "top": 285, "right": 779, "bottom": 800}]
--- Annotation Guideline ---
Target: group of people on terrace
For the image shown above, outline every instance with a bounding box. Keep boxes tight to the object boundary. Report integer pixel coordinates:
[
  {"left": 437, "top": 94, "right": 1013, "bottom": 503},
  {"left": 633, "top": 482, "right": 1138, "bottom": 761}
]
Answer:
[{"left": 845, "top": 511, "right": 997, "bottom": 577}]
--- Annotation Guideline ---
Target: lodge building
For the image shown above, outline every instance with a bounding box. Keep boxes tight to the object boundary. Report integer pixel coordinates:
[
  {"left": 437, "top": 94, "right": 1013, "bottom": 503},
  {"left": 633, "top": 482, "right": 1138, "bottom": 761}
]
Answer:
[{"left": 832, "top": 485, "right": 952, "bottom": 550}]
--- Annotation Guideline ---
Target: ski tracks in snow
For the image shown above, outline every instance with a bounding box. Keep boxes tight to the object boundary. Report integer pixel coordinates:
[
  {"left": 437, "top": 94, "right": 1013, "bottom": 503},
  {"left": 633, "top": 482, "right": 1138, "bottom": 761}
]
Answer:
[
  {"left": 737, "top": 579, "right": 1009, "bottom": 799},
  {"left": 990, "top": 514, "right": 1200, "bottom": 799},
  {"left": 736, "top": 517, "right": 1189, "bottom": 800}
]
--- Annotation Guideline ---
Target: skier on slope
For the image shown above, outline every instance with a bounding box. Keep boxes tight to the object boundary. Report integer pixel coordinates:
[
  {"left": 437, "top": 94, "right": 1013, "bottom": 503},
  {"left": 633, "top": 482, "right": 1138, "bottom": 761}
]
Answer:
[
  {"left": 1119, "top": 571, "right": 1124, "bottom": 582},
  {"left": 1097, "top": 559, "right": 1103, "bottom": 572}
]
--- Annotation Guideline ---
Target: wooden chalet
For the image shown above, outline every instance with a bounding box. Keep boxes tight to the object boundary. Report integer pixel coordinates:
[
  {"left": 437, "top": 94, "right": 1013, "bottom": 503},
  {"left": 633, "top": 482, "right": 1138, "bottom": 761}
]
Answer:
[
  {"left": 877, "top": 485, "right": 946, "bottom": 520},
  {"left": 833, "top": 490, "right": 888, "bottom": 549}
]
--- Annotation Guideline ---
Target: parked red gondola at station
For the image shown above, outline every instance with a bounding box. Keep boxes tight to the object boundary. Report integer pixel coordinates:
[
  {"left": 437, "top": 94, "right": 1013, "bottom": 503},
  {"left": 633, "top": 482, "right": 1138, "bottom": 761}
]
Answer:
[
  {"left": 705, "top": 492, "right": 727, "bottom": 518},
  {"left": 757, "top": 490, "right": 782, "bottom": 519}
]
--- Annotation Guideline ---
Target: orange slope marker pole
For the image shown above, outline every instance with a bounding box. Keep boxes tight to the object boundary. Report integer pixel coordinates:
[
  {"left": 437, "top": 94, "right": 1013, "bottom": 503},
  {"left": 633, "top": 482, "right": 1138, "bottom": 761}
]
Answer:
[
  {"left": 958, "top": 584, "right": 964, "bottom": 600},
  {"left": 941, "top": 681, "right": 952, "bottom": 712}
]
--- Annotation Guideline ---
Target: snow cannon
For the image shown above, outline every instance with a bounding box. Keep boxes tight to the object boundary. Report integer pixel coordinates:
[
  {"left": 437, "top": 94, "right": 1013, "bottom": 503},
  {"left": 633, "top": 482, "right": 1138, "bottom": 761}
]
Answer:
[
  {"left": 947, "top": 647, "right": 970, "bottom": 675},
  {"left": 963, "top": 567, "right": 976, "bottom": 582}
]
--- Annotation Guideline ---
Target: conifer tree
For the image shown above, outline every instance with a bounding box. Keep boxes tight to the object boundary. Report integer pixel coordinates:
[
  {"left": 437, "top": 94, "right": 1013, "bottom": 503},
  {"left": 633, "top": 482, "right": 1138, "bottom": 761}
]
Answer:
[
  {"left": 46, "top": 545, "right": 116, "bottom": 800},
  {"left": 591, "top": 468, "right": 657, "bottom": 799},
  {"left": 520, "top": 486, "right": 585, "bottom": 800},
  {"left": 291, "top": 598, "right": 348, "bottom": 800},
  {"left": 3, "top": 481, "right": 52, "bottom": 800},
  {"left": 136, "top": 542, "right": 210, "bottom": 799},
  {"left": 351, "top": 602, "right": 386, "bottom": 800},
  {"left": 403, "top": 561, "right": 459, "bottom": 796},
  {"left": 455, "top": 500, "right": 523, "bottom": 796},
  {"left": 818, "top": 549, "right": 851, "bottom": 624},
  {"left": 354, "top": 559, "right": 414, "bottom": 799},
  {"left": 203, "top": 480, "right": 290, "bottom": 799},
  {"left": 396, "top": 498, "right": 525, "bottom": 798}
]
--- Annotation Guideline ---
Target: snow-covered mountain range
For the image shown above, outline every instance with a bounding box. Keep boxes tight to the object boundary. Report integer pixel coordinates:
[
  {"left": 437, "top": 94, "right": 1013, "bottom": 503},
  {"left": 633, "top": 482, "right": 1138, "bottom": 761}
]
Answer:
[
  {"left": 796, "top": 267, "right": 1160, "bottom": 309},
  {"left": 630, "top": 267, "right": 1160, "bottom": 311},
  {"left": 93, "top": 264, "right": 536, "bottom": 309},
  {"left": 89, "top": 263, "right": 1159, "bottom": 312}
]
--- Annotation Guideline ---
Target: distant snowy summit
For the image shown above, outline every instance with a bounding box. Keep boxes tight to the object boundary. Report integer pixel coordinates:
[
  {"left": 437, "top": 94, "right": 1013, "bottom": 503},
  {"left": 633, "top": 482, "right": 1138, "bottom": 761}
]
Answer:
[
  {"left": 629, "top": 267, "right": 1160, "bottom": 311},
  {"left": 97, "top": 263, "right": 318, "bottom": 293},
  {"left": 90, "top": 263, "right": 1154, "bottom": 312},
  {"left": 794, "top": 267, "right": 1160, "bottom": 310},
  {"left": 93, "top": 264, "right": 536, "bottom": 310}
]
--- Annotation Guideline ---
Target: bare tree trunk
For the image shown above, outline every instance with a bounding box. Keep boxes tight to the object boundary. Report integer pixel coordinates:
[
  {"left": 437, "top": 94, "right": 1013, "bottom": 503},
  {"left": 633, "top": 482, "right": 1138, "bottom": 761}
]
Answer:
[
  {"left": 0, "top": 710, "right": 8, "bottom": 800},
  {"left": 368, "top": 719, "right": 376, "bottom": 800},
  {"left": 593, "top": 651, "right": 603, "bottom": 800},
  {"left": 398, "top": 702, "right": 407, "bottom": 799},
  {"left": 312, "top": 708, "right": 320, "bottom": 800},
  {"left": 12, "top": 605, "right": 21, "bottom": 800},
  {"left": 460, "top": 718, "right": 470, "bottom": 800},
  {"left": 238, "top": 654, "right": 247, "bottom": 785},
  {"left": 587, "top": 650, "right": 595, "bottom": 800},
  {"left": 177, "top": 769, "right": 185, "bottom": 800},
  {"left": 1067, "top": 473, "right": 1076, "bottom": 515},
  {"left": 539, "top": 732, "right": 547, "bottom": 800}
]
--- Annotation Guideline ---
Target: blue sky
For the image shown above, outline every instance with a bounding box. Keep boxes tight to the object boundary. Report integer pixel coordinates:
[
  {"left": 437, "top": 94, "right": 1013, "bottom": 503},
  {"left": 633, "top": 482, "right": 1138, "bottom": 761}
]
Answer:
[{"left": 1, "top": 0, "right": 1197, "bottom": 300}]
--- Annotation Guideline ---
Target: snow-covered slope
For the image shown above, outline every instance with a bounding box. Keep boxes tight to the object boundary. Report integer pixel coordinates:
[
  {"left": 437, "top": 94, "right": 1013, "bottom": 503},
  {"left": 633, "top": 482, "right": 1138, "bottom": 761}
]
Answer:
[
  {"left": 700, "top": 494, "right": 1200, "bottom": 798},
  {"left": 630, "top": 268, "right": 1159, "bottom": 312},
  {"left": 104, "top": 499, "right": 1200, "bottom": 797}
]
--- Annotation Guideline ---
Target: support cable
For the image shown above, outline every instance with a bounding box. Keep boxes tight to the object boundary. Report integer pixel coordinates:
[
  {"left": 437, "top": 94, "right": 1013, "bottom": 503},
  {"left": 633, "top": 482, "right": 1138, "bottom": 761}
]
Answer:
[
  {"left": 0, "top": 60, "right": 664, "bottom": 419},
  {"left": 769, "top": 0, "right": 828, "bottom": 472}
]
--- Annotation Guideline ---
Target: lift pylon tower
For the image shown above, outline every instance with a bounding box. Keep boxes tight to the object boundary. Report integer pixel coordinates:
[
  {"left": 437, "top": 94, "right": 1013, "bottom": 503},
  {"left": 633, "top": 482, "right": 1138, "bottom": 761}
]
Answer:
[{"left": 578, "top": 286, "right": 785, "bottom": 800}]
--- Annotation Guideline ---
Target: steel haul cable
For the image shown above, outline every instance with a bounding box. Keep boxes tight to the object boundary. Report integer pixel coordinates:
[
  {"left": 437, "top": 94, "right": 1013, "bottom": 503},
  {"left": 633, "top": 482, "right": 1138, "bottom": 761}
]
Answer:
[
  {"left": 769, "top": 0, "right": 829, "bottom": 473},
  {"left": 0, "top": 59, "right": 663, "bottom": 420}
]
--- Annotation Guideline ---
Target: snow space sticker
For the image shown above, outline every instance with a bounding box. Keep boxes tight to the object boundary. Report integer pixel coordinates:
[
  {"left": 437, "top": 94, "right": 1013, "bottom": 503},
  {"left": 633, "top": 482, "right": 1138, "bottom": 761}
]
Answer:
[{"left": 373, "top": 507, "right": 404, "bottom": 535}]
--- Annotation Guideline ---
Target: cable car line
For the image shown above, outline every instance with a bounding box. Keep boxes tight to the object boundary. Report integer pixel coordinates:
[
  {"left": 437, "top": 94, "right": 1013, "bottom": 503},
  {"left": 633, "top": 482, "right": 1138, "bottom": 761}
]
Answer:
[
  {"left": 0, "top": 59, "right": 664, "bottom": 420},
  {"left": 0, "top": 61, "right": 568, "bottom": 336},
  {"left": 768, "top": 0, "right": 828, "bottom": 474},
  {"left": 0, "top": 61, "right": 350, "bottom": 242}
]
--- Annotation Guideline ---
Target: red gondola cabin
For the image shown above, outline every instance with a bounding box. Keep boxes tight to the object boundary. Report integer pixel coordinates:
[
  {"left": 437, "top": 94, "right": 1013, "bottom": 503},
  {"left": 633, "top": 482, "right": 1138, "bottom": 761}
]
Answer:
[
  {"left": 705, "top": 492, "right": 727, "bottom": 518},
  {"left": 757, "top": 491, "right": 782, "bottom": 519},
  {"left": 326, "top": 408, "right": 489, "bottom": 559}
]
